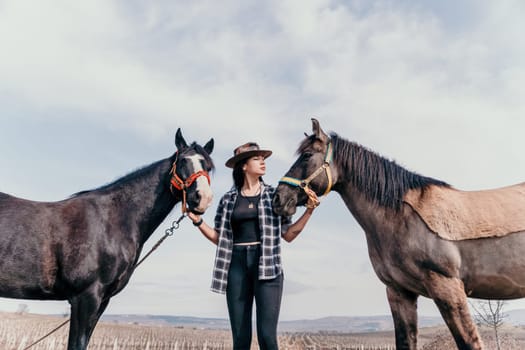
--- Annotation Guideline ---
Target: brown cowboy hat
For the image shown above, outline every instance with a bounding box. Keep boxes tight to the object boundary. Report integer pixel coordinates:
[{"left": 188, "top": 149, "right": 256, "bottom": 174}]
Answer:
[{"left": 225, "top": 142, "right": 273, "bottom": 168}]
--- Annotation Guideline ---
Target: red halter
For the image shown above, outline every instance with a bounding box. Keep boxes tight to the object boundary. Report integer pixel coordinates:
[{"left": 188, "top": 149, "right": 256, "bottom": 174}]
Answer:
[{"left": 169, "top": 154, "right": 211, "bottom": 213}]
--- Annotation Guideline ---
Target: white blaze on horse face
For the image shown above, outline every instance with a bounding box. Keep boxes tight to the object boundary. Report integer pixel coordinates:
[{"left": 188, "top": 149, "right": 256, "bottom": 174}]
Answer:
[{"left": 188, "top": 154, "right": 213, "bottom": 211}]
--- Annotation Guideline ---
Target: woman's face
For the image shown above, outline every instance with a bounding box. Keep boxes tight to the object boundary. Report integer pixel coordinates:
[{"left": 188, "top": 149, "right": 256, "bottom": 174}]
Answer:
[{"left": 244, "top": 155, "right": 266, "bottom": 177}]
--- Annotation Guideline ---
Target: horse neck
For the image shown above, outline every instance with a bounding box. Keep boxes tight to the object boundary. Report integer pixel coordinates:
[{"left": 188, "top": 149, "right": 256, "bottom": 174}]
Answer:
[
  {"left": 335, "top": 184, "right": 393, "bottom": 234},
  {"left": 330, "top": 143, "right": 398, "bottom": 234},
  {"left": 329, "top": 134, "right": 449, "bottom": 242},
  {"left": 100, "top": 158, "right": 179, "bottom": 245}
]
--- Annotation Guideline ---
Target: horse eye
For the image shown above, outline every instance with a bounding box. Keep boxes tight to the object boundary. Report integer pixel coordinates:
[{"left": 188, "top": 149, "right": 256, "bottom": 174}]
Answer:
[
  {"left": 302, "top": 152, "right": 313, "bottom": 160},
  {"left": 181, "top": 158, "right": 192, "bottom": 169}
]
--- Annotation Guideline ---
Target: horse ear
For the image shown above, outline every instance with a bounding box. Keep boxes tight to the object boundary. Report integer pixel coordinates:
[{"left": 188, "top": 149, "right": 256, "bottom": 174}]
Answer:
[
  {"left": 311, "top": 118, "right": 328, "bottom": 143},
  {"left": 175, "top": 128, "right": 188, "bottom": 150},
  {"left": 204, "top": 138, "right": 214, "bottom": 155}
]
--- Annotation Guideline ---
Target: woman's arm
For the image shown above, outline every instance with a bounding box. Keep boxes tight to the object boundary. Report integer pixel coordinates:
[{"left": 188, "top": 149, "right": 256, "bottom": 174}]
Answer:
[
  {"left": 281, "top": 207, "right": 315, "bottom": 243},
  {"left": 281, "top": 187, "right": 319, "bottom": 243},
  {"left": 188, "top": 212, "right": 219, "bottom": 245}
]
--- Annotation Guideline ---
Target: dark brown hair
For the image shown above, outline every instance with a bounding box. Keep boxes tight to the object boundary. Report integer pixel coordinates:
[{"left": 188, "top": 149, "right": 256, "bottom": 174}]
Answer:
[{"left": 232, "top": 157, "right": 264, "bottom": 190}]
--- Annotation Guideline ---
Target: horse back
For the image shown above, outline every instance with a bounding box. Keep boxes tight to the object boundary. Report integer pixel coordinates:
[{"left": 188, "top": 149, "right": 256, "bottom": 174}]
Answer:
[
  {"left": 404, "top": 183, "right": 525, "bottom": 240},
  {"left": 0, "top": 191, "right": 135, "bottom": 299}
]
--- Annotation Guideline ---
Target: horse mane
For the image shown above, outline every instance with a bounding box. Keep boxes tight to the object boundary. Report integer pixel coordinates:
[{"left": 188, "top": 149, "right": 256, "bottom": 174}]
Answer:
[
  {"left": 73, "top": 142, "right": 215, "bottom": 197},
  {"left": 327, "top": 133, "right": 450, "bottom": 210},
  {"left": 72, "top": 159, "right": 168, "bottom": 197}
]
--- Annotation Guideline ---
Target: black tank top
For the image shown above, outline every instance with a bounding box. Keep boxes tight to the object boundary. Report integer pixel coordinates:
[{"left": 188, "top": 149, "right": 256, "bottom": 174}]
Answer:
[{"left": 231, "top": 194, "right": 261, "bottom": 243}]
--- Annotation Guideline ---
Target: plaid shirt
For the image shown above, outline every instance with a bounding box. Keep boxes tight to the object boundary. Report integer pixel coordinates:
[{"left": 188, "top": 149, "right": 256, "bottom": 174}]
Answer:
[{"left": 210, "top": 183, "right": 292, "bottom": 294}]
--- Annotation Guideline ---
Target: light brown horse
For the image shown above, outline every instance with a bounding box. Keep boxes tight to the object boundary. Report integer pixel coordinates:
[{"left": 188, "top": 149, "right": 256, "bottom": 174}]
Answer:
[{"left": 273, "top": 119, "right": 525, "bottom": 350}]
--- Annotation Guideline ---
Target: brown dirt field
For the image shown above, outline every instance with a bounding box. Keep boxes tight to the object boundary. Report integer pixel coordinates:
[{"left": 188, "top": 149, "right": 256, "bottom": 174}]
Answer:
[{"left": 2, "top": 312, "right": 525, "bottom": 349}]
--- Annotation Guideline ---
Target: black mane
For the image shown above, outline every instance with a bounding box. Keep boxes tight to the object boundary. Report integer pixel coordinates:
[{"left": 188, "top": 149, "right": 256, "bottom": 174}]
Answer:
[
  {"left": 72, "top": 159, "right": 169, "bottom": 197},
  {"left": 328, "top": 133, "right": 449, "bottom": 210},
  {"left": 73, "top": 142, "right": 215, "bottom": 197}
]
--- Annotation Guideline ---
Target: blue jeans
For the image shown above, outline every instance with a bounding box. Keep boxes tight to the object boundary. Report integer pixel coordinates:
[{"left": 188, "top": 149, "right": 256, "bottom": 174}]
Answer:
[{"left": 226, "top": 244, "right": 284, "bottom": 350}]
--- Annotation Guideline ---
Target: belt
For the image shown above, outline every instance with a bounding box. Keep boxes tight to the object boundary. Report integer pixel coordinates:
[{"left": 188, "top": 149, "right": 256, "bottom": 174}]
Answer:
[
  {"left": 233, "top": 241, "right": 261, "bottom": 246},
  {"left": 232, "top": 242, "right": 261, "bottom": 251}
]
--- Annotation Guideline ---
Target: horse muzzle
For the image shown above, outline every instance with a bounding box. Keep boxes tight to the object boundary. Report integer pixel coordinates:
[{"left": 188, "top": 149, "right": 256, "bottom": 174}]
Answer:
[
  {"left": 272, "top": 189, "right": 298, "bottom": 216},
  {"left": 186, "top": 177, "right": 213, "bottom": 215}
]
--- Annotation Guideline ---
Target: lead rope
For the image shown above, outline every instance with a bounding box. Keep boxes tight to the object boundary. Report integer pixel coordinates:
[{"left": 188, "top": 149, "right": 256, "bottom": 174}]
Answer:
[
  {"left": 134, "top": 213, "right": 186, "bottom": 268},
  {"left": 22, "top": 318, "right": 70, "bottom": 350},
  {"left": 22, "top": 213, "right": 187, "bottom": 350}
]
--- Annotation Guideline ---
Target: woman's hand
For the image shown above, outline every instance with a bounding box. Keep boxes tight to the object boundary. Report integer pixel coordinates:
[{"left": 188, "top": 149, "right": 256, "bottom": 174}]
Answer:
[
  {"left": 304, "top": 187, "right": 320, "bottom": 209},
  {"left": 188, "top": 212, "right": 218, "bottom": 245},
  {"left": 187, "top": 212, "right": 202, "bottom": 225},
  {"left": 282, "top": 187, "right": 318, "bottom": 243}
]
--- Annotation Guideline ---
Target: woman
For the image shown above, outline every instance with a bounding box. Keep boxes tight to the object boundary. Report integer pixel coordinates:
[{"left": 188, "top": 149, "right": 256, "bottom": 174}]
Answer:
[{"left": 188, "top": 142, "right": 319, "bottom": 350}]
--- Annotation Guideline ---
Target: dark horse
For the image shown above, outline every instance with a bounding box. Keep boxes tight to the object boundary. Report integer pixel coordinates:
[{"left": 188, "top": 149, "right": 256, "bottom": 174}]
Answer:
[
  {"left": 0, "top": 129, "right": 214, "bottom": 350},
  {"left": 274, "top": 119, "right": 525, "bottom": 350}
]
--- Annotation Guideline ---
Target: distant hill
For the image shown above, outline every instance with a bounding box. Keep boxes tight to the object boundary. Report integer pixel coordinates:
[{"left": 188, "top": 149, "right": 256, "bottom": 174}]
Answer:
[
  {"left": 95, "top": 307, "right": 525, "bottom": 333},
  {"left": 93, "top": 308, "right": 525, "bottom": 333},
  {"left": 100, "top": 314, "right": 444, "bottom": 332},
  {"left": 505, "top": 309, "right": 525, "bottom": 325},
  {"left": 279, "top": 315, "right": 443, "bottom": 332},
  {"left": 101, "top": 314, "right": 230, "bottom": 329}
]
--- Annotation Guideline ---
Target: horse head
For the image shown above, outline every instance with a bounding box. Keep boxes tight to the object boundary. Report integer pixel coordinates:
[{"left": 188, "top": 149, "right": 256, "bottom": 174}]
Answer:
[
  {"left": 171, "top": 128, "right": 214, "bottom": 214},
  {"left": 273, "top": 118, "right": 338, "bottom": 216}
]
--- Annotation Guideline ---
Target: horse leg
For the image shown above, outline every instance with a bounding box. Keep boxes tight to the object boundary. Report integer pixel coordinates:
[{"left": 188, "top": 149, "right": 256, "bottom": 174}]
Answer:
[
  {"left": 67, "top": 285, "right": 110, "bottom": 350},
  {"left": 425, "top": 271, "right": 483, "bottom": 350},
  {"left": 386, "top": 286, "right": 418, "bottom": 350}
]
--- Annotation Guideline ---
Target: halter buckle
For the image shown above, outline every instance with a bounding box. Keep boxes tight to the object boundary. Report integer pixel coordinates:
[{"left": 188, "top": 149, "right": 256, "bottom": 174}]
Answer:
[
  {"left": 278, "top": 141, "right": 334, "bottom": 198},
  {"left": 169, "top": 160, "right": 211, "bottom": 214}
]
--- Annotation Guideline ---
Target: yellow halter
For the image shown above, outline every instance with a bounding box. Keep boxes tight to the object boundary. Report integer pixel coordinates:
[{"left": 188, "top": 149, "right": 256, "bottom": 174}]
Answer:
[{"left": 279, "top": 141, "right": 333, "bottom": 197}]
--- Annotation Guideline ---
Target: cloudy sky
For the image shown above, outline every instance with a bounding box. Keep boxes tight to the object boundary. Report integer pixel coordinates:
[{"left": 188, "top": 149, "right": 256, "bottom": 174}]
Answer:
[{"left": 1, "top": 0, "right": 525, "bottom": 321}]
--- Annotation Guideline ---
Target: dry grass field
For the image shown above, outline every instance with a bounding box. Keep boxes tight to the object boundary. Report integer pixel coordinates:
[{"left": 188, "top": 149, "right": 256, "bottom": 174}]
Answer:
[{"left": 2, "top": 312, "right": 525, "bottom": 349}]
